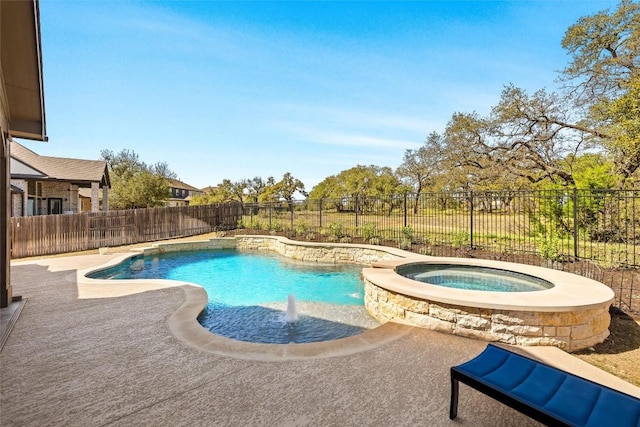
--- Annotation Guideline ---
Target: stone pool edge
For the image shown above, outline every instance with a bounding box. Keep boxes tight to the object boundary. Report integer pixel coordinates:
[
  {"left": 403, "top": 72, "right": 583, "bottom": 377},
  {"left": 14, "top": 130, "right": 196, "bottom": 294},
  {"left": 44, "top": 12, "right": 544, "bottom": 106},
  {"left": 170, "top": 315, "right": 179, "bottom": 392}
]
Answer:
[
  {"left": 363, "top": 258, "right": 615, "bottom": 352},
  {"left": 78, "top": 235, "right": 421, "bottom": 361},
  {"left": 79, "top": 235, "right": 615, "bottom": 355}
]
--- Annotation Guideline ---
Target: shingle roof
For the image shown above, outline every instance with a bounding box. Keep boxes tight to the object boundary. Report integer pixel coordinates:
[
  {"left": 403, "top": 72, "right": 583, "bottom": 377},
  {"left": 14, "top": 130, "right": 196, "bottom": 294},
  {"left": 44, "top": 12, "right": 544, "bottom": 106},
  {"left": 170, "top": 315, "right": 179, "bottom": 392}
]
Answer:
[
  {"left": 11, "top": 141, "right": 110, "bottom": 186},
  {"left": 166, "top": 178, "right": 202, "bottom": 192}
]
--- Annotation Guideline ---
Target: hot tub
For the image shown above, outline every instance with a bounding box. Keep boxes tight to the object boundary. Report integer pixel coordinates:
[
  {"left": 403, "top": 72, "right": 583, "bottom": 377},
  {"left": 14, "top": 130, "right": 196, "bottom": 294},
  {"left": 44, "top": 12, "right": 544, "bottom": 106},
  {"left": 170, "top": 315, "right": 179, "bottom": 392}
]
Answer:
[{"left": 362, "top": 257, "right": 615, "bottom": 351}]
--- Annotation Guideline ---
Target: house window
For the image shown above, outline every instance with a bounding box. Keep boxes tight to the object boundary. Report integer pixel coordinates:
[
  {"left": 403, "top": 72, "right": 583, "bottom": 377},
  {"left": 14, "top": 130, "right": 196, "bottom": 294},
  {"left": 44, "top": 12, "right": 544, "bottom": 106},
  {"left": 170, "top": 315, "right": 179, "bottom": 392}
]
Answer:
[
  {"left": 48, "top": 198, "right": 63, "bottom": 215},
  {"left": 27, "top": 198, "right": 35, "bottom": 216}
]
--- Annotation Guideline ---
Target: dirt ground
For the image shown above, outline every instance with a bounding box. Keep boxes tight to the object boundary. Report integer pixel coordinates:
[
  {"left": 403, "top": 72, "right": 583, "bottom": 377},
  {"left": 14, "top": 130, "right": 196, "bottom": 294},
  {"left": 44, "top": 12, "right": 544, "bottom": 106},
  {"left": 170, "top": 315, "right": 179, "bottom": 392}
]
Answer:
[
  {"left": 14, "top": 231, "right": 640, "bottom": 388},
  {"left": 574, "top": 308, "right": 640, "bottom": 387}
]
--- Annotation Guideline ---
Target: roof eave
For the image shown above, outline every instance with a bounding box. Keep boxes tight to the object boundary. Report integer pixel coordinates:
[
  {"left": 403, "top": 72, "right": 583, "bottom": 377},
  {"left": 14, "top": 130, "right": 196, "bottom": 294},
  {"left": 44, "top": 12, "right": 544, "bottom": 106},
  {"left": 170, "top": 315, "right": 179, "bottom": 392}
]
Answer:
[{"left": 2, "top": 0, "right": 47, "bottom": 142}]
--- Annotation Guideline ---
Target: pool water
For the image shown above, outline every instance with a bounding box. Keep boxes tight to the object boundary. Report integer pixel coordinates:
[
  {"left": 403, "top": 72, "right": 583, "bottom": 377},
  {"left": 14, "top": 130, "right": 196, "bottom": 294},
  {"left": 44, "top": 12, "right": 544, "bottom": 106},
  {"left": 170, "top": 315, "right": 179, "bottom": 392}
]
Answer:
[
  {"left": 89, "top": 249, "right": 379, "bottom": 343},
  {"left": 399, "top": 264, "right": 553, "bottom": 292}
]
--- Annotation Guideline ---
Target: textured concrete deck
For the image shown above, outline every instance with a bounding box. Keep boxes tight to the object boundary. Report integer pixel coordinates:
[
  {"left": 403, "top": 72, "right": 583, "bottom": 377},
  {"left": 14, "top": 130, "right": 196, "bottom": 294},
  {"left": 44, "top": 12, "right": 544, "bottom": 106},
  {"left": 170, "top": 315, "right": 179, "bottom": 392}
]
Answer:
[{"left": 1, "top": 252, "right": 637, "bottom": 426}]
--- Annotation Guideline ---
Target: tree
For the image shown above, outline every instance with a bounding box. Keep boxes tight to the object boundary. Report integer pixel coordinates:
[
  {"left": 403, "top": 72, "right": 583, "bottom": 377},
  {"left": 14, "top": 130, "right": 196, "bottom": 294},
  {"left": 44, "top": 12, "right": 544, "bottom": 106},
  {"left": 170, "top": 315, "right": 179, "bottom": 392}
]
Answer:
[
  {"left": 560, "top": 0, "right": 639, "bottom": 107},
  {"left": 150, "top": 161, "right": 178, "bottom": 179},
  {"left": 276, "top": 172, "right": 307, "bottom": 204},
  {"left": 441, "top": 112, "right": 508, "bottom": 191},
  {"left": 488, "top": 85, "right": 591, "bottom": 187},
  {"left": 245, "top": 176, "right": 273, "bottom": 203},
  {"left": 439, "top": 85, "right": 611, "bottom": 189},
  {"left": 590, "top": 75, "right": 640, "bottom": 182},
  {"left": 308, "top": 175, "right": 340, "bottom": 200},
  {"left": 396, "top": 132, "right": 445, "bottom": 213},
  {"left": 258, "top": 173, "right": 307, "bottom": 206},
  {"left": 309, "top": 165, "right": 404, "bottom": 213},
  {"left": 216, "top": 179, "right": 248, "bottom": 203},
  {"left": 431, "top": 2, "right": 638, "bottom": 189},
  {"left": 310, "top": 165, "right": 402, "bottom": 199},
  {"left": 100, "top": 148, "right": 172, "bottom": 209},
  {"left": 567, "top": 153, "right": 619, "bottom": 189},
  {"left": 561, "top": 0, "right": 640, "bottom": 182}
]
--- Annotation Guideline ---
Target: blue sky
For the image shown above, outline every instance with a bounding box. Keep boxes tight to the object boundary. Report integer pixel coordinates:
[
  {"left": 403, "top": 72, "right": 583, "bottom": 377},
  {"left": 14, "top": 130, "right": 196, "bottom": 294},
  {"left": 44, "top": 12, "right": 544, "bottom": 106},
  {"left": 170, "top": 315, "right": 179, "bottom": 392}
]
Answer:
[{"left": 29, "top": 0, "right": 619, "bottom": 190}]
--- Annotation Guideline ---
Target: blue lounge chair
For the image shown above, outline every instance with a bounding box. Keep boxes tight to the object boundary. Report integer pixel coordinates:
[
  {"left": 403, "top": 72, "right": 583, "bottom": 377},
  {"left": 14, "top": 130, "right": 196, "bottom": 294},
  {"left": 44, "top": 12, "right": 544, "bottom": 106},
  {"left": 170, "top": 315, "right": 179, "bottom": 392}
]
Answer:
[{"left": 450, "top": 344, "right": 640, "bottom": 426}]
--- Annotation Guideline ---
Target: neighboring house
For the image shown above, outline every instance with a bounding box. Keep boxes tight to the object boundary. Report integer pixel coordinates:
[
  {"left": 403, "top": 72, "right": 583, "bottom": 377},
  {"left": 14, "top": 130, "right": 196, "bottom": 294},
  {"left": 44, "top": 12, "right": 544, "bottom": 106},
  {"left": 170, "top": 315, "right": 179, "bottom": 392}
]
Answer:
[
  {"left": 1, "top": 0, "right": 48, "bottom": 307},
  {"left": 10, "top": 141, "right": 110, "bottom": 216},
  {"left": 166, "top": 178, "right": 204, "bottom": 206},
  {"left": 201, "top": 185, "right": 218, "bottom": 194}
]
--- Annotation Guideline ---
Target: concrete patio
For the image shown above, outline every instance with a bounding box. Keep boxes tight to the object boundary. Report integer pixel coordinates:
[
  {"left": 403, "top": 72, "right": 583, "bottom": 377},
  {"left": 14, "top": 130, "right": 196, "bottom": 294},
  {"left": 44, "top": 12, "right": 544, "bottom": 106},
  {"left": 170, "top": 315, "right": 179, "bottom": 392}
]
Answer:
[{"left": 1, "top": 252, "right": 638, "bottom": 426}]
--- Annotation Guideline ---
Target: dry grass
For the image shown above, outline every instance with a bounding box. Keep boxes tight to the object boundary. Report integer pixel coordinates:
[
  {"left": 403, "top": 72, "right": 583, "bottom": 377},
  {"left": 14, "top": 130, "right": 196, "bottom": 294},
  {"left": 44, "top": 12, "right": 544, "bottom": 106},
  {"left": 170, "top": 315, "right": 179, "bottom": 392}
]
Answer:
[{"left": 574, "top": 310, "right": 640, "bottom": 387}]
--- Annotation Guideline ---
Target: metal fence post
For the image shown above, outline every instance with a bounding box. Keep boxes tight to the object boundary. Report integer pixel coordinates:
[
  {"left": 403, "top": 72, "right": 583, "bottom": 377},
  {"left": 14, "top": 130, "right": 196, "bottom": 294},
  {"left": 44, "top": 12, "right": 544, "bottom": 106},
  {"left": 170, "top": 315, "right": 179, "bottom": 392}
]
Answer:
[
  {"left": 403, "top": 192, "right": 408, "bottom": 228},
  {"left": 290, "top": 202, "right": 294, "bottom": 231},
  {"left": 269, "top": 203, "right": 272, "bottom": 229},
  {"left": 469, "top": 191, "right": 474, "bottom": 250},
  {"left": 355, "top": 196, "right": 359, "bottom": 228},
  {"left": 573, "top": 188, "right": 579, "bottom": 260},
  {"left": 319, "top": 199, "right": 323, "bottom": 229}
]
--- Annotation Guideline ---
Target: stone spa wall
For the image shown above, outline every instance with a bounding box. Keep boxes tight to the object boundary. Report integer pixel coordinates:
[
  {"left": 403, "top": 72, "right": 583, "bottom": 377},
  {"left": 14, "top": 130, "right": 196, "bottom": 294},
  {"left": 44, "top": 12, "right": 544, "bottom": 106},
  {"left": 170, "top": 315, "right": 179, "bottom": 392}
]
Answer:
[
  {"left": 363, "top": 281, "right": 611, "bottom": 352},
  {"left": 141, "top": 235, "right": 613, "bottom": 352}
]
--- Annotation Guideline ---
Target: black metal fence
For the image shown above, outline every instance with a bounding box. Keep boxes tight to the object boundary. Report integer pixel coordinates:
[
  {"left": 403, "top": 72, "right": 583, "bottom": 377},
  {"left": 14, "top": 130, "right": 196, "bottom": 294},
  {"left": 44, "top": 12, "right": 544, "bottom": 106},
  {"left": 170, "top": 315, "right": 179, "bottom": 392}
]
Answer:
[{"left": 237, "top": 190, "right": 640, "bottom": 313}]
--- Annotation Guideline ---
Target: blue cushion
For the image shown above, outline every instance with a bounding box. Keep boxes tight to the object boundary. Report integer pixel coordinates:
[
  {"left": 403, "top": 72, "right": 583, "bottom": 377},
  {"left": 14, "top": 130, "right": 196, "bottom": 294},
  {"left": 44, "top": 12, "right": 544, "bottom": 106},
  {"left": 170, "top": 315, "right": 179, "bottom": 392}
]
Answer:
[
  {"left": 544, "top": 376, "right": 603, "bottom": 425},
  {"left": 483, "top": 354, "right": 537, "bottom": 390},
  {"left": 454, "top": 345, "right": 640, "bottom": 427},
  {"left": 585, "top": 388, "right": 640, "bottom": 427},
  {"left": 456, "top": 344, "right": 510, "bottom": 377},
  {"left": 510, "top": 364, "right": 566, "bottom": 407}
]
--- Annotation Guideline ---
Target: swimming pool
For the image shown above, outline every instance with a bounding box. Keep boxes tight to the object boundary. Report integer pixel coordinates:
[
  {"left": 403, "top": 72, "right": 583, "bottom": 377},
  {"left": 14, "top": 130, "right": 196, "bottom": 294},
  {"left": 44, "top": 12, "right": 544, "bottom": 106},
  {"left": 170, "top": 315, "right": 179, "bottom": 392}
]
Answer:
[{"left": 89, "top": 249, "right": 379, "bottom": 343}]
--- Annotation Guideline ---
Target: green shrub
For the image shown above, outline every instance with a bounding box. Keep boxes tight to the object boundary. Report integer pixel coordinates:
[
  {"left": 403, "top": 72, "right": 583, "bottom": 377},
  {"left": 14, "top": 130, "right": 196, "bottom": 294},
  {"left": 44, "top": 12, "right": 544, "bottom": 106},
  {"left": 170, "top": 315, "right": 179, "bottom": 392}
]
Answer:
[
  {"left": 418, "top": 246, "right": 434, "bottom": 256},
  {"left": 362, "top": 223, "right": 377, "bottom": 241},
  {"left": 401, "top": 226, "right": 414, "bottom": 243},
  {"left": 451, "top": 229, "right": 470, "bottom": 248},
  {"left": 398, "top": 238, "right": 413, "bottom": 250},
  {"left": 537, "top": 232, "right": 562, "bottom": 261},
  {"left": 269, "top": 220, "right": 283, "bottom": 232},
  {"left": 294, "top": 220, "right": 307, "bottom": 236},
  {"left": 328, "top": 222, "right": 344, "bottom": 238}
]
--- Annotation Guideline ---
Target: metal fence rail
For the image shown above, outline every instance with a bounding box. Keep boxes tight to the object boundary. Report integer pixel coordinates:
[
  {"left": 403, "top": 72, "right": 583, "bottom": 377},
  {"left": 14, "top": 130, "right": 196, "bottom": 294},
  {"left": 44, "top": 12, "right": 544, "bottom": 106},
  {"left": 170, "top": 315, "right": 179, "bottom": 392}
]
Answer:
[
  {"left": 239, "top": 190, "right": 640, "bottom": 313},
  {"left": 8, "top": 190, "right": 640, "bottom": 313}
]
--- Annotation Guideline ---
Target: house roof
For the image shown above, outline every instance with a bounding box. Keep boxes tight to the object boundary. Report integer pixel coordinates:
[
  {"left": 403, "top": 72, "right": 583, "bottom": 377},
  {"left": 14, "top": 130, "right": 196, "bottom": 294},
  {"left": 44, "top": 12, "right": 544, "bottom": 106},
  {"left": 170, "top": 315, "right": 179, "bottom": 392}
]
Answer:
[
  {"left": 1, "top": 1, "right": 46, "bottom": 141},
  {"left": 10, "top": 141, "right": 110, "bottom": 187},
  {"left": 167, "top": 178, "right": 202, "bottom": 192},
  {"left": 10, "top": 156, "right": 47, "bottom": 178},
  {"left": 201, "top": 185, "right": 218, "bottom": 193}
]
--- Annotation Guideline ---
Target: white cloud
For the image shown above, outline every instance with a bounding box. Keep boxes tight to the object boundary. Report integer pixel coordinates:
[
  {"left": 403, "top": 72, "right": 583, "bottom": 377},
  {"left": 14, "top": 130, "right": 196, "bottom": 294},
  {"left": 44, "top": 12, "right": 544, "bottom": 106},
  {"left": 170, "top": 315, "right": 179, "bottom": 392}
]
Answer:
[{"left": 308, "top": 131, "right": 420, "bottom": 150}]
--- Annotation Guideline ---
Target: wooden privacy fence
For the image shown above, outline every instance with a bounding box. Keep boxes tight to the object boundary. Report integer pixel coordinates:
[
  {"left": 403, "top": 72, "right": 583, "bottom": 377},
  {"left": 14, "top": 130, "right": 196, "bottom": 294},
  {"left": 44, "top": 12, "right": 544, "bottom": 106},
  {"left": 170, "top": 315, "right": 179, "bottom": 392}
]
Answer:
[{"left": 10, "top": 203, "right": 243, "bottom": 258}]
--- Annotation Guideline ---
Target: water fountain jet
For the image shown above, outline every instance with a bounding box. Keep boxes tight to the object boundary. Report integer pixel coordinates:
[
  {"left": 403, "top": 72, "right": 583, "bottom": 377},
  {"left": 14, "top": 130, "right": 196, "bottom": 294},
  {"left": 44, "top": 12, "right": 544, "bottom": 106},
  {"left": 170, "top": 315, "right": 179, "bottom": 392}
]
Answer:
[{"left": 285, "top": 294, "right": 298, "bottom": 323}]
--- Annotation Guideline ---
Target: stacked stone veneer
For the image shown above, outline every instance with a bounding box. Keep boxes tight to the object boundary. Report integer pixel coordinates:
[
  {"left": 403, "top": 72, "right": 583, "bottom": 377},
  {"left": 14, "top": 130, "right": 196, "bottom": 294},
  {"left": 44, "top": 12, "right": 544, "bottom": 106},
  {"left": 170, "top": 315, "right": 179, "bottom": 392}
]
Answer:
[
  {"left": 141, "top": 235, "right": 610, "bottom": 352},
  {"left": 234, "top": 236, "right": 402, "bottom": 265},
  {"left": 140, "top": 236, "right": 404, "bottom": 264},
  {"left": 139, "top": 238, "right": 238, "bottom": 255},
  {"left": 364, "top": 279, "right": 610, "bottom": 352}
]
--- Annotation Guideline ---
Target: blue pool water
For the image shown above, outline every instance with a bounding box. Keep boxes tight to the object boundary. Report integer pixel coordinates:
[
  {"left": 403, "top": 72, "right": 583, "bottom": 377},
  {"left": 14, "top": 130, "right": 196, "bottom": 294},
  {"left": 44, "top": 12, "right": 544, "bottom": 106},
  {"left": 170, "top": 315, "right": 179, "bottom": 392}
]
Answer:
[
  {"left": 398, "top": 264, "right": 553, "bottom": 292},
  {"left": 89, "top": 249, "right": 379, "bottom": 343}
]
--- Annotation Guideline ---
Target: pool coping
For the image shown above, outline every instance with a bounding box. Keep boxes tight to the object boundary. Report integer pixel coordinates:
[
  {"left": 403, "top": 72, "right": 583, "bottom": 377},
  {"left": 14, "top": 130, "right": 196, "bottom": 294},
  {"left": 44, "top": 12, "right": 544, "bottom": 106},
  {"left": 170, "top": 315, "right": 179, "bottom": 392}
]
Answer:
[
  {"left": 363, "top": 257, "right": 615, "bottom": 351},
  {"left": 76, "top": 236, "right": 418, "bottom": 361},
  {"left": 77, "top": 235, "right": 616, "bottom": 356},
  {"left": 365, "top": 257, "right": 615, "bottom": 312}
]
